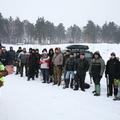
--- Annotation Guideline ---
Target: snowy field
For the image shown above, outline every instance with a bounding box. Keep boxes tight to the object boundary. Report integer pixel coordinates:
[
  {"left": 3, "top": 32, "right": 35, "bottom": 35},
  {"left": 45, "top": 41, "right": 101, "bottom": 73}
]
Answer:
[{"left": 0, "top": 43, "right": 120, "bottom": 120}]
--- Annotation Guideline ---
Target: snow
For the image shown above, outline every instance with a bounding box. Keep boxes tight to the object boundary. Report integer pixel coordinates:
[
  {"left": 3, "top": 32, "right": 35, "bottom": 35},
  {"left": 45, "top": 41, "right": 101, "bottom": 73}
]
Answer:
[{"left": 0, "top": 43, "right": 120, "bottom": 120}]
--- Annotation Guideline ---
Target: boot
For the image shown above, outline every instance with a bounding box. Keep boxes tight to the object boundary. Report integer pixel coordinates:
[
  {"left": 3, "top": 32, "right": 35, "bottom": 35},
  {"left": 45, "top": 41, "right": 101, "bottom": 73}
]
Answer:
[
  {"left": 27, "top": 77, "right": 30, "bottom": 81},
  {"left": 49, "top": 77, "right": 53, "bottom": 83},
  {"left": 58, "top": 80, "right": 61, "bottom": 86},
  {"left": 94, "top": 84, "right": 100, "bottom": 96},
  {"left": 36, "top": 74, "right": 38, "bottom": 78},
  {"left": 70, "top": 79, "right": 73, "bottom": 89},
  {"left": 32, "top": 77, "right": 35, "bottom": 80},
  {"left": 63, "top": 79, "right": 69, "bottom": 89}
]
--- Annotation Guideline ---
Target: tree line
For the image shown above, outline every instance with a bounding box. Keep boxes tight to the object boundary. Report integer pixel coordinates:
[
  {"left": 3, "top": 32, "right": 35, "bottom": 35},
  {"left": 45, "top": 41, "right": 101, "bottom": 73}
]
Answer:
[{"left": 0, "top": 12, "right": 120, "bottom": 44}]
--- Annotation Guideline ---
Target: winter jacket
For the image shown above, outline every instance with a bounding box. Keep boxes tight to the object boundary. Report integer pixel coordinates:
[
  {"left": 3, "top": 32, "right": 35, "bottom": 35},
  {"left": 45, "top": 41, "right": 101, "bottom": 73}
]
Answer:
[
  {"left": 40, "top": 56, "right": 50, "bottom": 69},
  {"left": 63, "top": 54, "right": 70, "bottom": 67},
  {"left": 8, "top": 50, "right": 15, "bottom": 61},
  {"left": 18, "top": 52, "right": 29, "bottom": 64},
  {"left": 75, "top": 58, "right": 89, "bottom": 75},
  {"left": 0, "top": 51, "right": 11, "bottom": 65},
  {"left": 105, "top": 58, "right": 120, "bottom": 79},
  {"left": 52, "top": 53, "right": 63, "bottom": 66},
  {"left": 48, "top": 52, "right": 54, "bottom": 68},
  {"left": 65, "top": 57, "right": 75, "bottom": 71},
  {"left": 28, "top": 53, "right": 38, "bottom": 67},
  {"left": 89, "top": 58, "right": 105, "bottom": 77}
]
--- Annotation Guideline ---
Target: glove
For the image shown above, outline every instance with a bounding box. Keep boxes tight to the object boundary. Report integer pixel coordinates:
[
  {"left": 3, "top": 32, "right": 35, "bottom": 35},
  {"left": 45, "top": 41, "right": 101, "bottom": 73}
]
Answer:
[{"left": 74, "top": 71, "right": 77, "bottom": 74}]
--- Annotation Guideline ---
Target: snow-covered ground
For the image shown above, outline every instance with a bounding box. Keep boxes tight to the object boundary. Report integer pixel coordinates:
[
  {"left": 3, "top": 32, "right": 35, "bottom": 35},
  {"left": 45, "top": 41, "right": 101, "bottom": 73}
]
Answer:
[{"left": 0, "top": 43, "right": 120, "bottom": 120}]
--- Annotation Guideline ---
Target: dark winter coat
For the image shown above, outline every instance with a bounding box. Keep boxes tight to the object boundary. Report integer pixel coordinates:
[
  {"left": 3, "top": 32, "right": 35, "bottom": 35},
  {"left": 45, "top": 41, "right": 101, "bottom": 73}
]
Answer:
[
  {"left": 35, "top": 53, "right": 41, "bottom": 67},
  {"left": 65, "top": 57, "right": 75, "bottom": 71},
  {"left": 75, "top": 58, "right": 89, "bottom": 75},
  {"left": 63, "top": 54, "right": 70, "bottom": 67},
  {"left": 48, "top": 51, "right": 54, "bottom": 75},
  {"left": 28, "top": 53, "right": 38, "bottom": 77},
  {"left": 105, "top": 58, "right": 120, "bottom": 79},
  {"left": 8, "top": 50, "right": 15, "bottom": 62},
  {"left": 89, "top": 58, "right": 105, "bottom": 77},
  {"left": 28, "top": 53, "right": 38, "bottom": 67},
  {"left": 48, "top": 52, "right": 54, "bottom": 68},
  {"left": 0, "top": 51, "right": 11, "bottom": 65}
]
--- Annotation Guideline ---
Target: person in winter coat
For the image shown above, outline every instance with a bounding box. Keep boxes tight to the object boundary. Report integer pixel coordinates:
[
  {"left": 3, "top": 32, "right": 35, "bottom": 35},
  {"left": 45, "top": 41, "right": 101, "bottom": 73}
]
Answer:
[
  {"left": 0, "top": 47, "right": 11, "bottom": 65},
  {"left": 48, "top": 48, "right": 54, "bottom": 83},
  {"left": 52, "top": 48, "right": 63, "bottom": 86},
  {"left": 105, "top": 52, "right": 120, "bottom": 98},
  {"left": 8, "top": 46, "right": 16, "bottom": 65},
  {"left": 0, "top": 44, "right": 14, "bottom": 88},
  {"left": 27, "top": 49, "right": 38, "bottom": 81},
  {"left": 63, "top": 50, "right": 71, "bottom": 84},
  {"left": 74, "top": 52, "right": 89, "bottom": 91},
  {"left": 89, "top": 51, "right": 105, "bottom": 96},
  {"left": 63, "top": 53, "right": 75, "bottom": 89},
  {"left": 35, "top": 49, "right": 41, "bottom": 78},
  {"left": 15, "top": 47, "right": 23, "bottom": 75},
  {"left": 18, "top": 48, "right": 29, "bottom": 77},
  {"left": 40, "top": 50, "right": 50, "bottom": 83}
]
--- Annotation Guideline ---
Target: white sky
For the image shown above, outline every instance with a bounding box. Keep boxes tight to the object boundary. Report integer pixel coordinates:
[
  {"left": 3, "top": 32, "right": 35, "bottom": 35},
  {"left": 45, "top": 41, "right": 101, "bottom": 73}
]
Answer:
[{"left": 0, "top": 0, "right": 120, "bottom": 28}]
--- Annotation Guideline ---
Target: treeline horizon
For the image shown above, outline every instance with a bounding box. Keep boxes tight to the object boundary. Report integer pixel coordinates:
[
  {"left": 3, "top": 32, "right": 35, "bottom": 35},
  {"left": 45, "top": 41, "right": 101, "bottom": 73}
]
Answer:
[{"left": 0, "top": 12, "right": 120, "bottom": 44}]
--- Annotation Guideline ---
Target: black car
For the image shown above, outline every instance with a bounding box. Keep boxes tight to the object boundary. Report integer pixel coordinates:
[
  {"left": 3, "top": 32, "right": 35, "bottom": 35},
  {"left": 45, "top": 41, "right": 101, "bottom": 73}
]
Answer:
[{"left": 64, "top": 45, "right": 93, "bottom": 62}]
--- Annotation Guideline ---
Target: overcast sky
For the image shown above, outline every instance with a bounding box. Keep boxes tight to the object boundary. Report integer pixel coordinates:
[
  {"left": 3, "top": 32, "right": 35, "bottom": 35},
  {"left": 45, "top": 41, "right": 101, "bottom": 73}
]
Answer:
[{"left": 0, "top": 0, "right": 120, "bottom": 28}]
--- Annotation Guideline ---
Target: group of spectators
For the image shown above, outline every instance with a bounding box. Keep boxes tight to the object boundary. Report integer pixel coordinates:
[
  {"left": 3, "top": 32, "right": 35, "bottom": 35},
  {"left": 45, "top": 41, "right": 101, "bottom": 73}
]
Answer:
[{"left": 0, "top": 45, "right": 120, "bottom": 100}]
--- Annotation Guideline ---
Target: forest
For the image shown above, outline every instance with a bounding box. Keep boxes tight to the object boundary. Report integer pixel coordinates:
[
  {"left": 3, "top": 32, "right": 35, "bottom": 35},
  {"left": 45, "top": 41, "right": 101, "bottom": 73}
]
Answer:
[{"left": 0, "top": 12, "right": 120, "bottom": 44}]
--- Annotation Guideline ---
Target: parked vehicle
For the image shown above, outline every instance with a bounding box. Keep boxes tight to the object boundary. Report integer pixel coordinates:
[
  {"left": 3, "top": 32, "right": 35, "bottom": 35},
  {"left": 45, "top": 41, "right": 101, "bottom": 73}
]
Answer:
[{"left": 64, "top": 45, "right": 93, "bottom": 62}]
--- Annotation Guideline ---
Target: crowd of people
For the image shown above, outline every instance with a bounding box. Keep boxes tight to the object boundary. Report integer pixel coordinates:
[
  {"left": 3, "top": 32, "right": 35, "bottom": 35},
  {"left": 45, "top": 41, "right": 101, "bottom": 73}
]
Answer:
[{"left": 0, "top": 45, "right": 120, "bottom": 101}]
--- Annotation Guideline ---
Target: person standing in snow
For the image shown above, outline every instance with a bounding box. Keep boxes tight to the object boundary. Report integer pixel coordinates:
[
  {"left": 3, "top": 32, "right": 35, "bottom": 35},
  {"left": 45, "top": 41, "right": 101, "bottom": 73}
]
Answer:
[
  {"left": 35, "top": 49, "right": 41, "bottom": 78},
  {"left": 63, "top": 53, "right": 75, "bottom": 89},
  {"left": 40, "top": 49, "right": 50, "bottom": 83},
  {"left": 52, "top": 48, "right": 63, "bottom": 86},
  {"left": 63, "top": 50, "right": 71, "bottom": 84},
  {"left": 48, "top": 48, "right": 54, "bottom": 83},
  {"left": 89, "top": 51, "right": 105, "bottom": 96},
  {"left": 0, "top": 44, "right": 14, "bottom": 88},
  {"left": 18, "top": 48, "right": 29, "bottom": 77},
  {"left": 0, "top": 47, "right": 11, "bottom": 65},
  {"left": 105, "top": 52, "right": 120, "bottom": 98},
  {"left": 8, "top": 46, "right": 16, "bottom": 65},
  {"left": 74, "top": 52, "right": 89, "bottom": 91},
  {"left": 27, "top": 49, "right": 38, "bottom": 81},
  {"left": 15, "top": 47, "right": 23, "bottom": 75}
]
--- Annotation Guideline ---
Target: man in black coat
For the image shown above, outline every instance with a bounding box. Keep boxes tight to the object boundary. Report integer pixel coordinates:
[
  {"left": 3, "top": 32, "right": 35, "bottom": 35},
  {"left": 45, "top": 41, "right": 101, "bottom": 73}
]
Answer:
[
  {"left": 105, "top": 52, "right": 120, "bottom": 97},
  {"left": 8, "top": 46, "right": 15, "bottom": 65},
  {"left": 27, "top": 49, "right": 38, "bottom": 80},
  {"left": 74, "top": 52, "right": 89, "bottom": 91}
]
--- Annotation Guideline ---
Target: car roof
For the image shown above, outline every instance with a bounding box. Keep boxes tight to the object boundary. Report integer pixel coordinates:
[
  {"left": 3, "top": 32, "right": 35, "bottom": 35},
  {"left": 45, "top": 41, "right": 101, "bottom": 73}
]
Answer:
[{"left": 66, "top": 45, "right": 89, "bottom": 50}]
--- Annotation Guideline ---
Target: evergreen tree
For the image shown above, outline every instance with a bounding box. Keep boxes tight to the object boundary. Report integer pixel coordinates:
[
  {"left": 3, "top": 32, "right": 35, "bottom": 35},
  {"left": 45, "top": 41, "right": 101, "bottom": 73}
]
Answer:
[
  {"left": 66, "top": 25, "right": 81, "bottom": 43},
  {"left": 102, "top": 22, "right": 118, "bottom": 43},
  {"left": 55, "top": 23, "right": 65, "bottom": 44},
  {"left": 82, "top": 20, "right": 96, "bottom": 43}
]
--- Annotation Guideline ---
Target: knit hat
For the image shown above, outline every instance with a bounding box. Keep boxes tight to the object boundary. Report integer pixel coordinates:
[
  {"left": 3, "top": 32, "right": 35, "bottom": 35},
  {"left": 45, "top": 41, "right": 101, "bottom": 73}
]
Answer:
[
  {"left": 111, "top": 52, "right": 116, "bottom": 56},
  {"left": 42, "top": 51, "right": 47, "bottom": 54},
  {"left": 80, "top": 52, "right": 85, "bottom": 55},
  {"left": 42, "top": 48, "right": 47, "bottom": 53}
]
